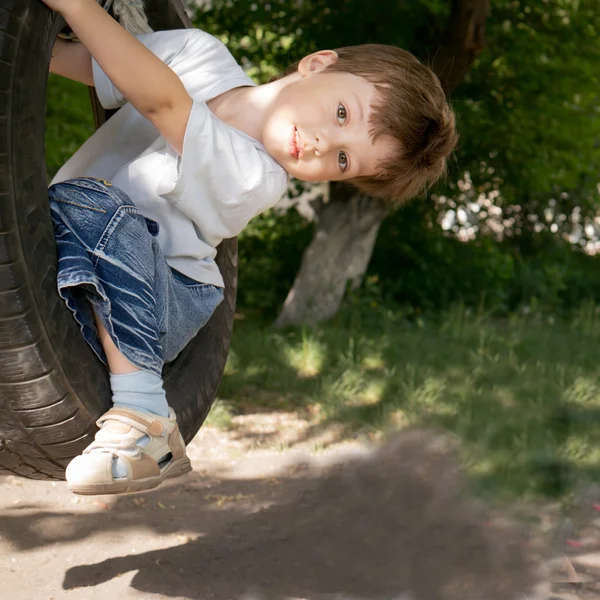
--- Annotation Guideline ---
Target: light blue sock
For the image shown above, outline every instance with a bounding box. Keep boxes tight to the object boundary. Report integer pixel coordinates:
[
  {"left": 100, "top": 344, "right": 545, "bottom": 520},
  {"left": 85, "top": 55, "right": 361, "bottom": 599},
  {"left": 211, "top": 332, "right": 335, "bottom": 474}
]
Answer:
[
  {"left": 110, "top": 370, "right": 170, "bottom": 418},
  {"left": 109, "top": 371, "right": 169, "bottom": 479}
]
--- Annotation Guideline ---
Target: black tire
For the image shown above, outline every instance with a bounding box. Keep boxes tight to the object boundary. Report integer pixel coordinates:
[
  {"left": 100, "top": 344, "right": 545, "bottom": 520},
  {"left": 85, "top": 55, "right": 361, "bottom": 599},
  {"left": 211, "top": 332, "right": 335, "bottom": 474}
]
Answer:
[{"left": 0, "top": 0, "right": 237, "bottom": 480}]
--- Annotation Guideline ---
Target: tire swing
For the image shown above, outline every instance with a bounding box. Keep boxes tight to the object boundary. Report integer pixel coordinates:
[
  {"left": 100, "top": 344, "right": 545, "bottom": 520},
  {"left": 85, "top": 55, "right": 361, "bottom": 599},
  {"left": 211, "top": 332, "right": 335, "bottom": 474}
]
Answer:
[{"left": 0, "top": 0, "right": 237, "bottom": 480}]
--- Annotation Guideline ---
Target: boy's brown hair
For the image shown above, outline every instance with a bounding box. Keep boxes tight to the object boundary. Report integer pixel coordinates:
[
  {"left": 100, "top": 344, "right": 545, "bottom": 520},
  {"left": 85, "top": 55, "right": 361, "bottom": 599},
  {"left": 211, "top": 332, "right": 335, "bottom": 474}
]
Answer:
[{"left": 325, "top": 44, "right": 457, "bottom": 204}]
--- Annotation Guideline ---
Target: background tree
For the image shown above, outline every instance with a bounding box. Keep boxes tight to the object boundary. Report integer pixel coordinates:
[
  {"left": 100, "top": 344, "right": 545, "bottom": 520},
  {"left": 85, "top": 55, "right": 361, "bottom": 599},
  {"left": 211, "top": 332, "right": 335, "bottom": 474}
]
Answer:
[{"left": 195, "top": 0, "right": 600, "bottom": 324}]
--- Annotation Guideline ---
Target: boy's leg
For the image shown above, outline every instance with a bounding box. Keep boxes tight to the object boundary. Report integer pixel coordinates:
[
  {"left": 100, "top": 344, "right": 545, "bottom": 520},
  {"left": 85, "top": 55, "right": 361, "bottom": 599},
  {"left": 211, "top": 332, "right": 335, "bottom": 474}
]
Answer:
[
  {"left": 49, "top": 177, "right": 191, "bottom": 494},
  {"left": 93, "top": 312, "right": 165, "bottom": 479},
  {"left": 94, "top": 310, "right": 140, "bottom": 374},
  {"left": 93, "top": 311, "right": 169, "bottom": 419}
]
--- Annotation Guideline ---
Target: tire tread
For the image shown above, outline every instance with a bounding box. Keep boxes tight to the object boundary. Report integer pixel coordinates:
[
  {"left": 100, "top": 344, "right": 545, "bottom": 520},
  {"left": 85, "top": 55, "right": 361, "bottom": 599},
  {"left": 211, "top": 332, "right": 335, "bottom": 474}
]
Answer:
[{"left": 0, "top": 0, "right": 236, "bottom": 480}]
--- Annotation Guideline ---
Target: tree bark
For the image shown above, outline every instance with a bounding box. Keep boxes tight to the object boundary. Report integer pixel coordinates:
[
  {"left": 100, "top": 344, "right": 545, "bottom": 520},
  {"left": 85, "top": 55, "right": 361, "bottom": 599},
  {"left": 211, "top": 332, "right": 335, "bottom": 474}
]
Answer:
[
  {"left": 275, "top": 185, "right": 389, "bottom": 327},
  {"left": 431, "top": 0, "right": 490, "bottom": 95},
  {"left": 274, "top": 0, "right": 490, "bottom": 327}
]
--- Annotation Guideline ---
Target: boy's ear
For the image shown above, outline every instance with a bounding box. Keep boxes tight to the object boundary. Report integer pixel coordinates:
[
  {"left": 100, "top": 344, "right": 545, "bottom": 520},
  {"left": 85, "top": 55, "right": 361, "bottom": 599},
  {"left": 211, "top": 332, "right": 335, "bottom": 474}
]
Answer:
[{"left": 297, "top": 50, "right": 339, "bottom": 76}]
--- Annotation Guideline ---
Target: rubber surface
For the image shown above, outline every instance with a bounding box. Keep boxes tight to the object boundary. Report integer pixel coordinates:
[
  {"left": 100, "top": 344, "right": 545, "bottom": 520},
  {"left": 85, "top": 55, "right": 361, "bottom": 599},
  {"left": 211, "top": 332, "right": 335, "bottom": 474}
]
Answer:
[{"left": 0, "top": 0, "right": 237, "bottom": 480}]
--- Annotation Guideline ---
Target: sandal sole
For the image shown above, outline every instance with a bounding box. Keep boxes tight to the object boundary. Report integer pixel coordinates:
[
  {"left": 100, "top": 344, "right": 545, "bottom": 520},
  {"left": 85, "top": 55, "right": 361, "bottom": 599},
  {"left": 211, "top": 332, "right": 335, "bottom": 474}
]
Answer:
[{"left": 67, "top": 457, "right": 192, "bottom": 496}]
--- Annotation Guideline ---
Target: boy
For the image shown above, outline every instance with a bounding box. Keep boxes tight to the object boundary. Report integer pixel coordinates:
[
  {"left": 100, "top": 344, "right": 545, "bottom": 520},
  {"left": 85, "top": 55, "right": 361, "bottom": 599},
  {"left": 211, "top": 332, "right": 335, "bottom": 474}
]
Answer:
[{"left": 43, "top": 0, "right": 457, "bottom": 495}]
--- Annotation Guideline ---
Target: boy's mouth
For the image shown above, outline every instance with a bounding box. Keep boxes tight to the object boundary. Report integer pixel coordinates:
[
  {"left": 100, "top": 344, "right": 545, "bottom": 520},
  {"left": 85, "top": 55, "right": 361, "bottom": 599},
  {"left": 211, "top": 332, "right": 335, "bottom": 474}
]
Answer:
[{"left": 289, "top": 126, "right": 302, "bottom": 159}]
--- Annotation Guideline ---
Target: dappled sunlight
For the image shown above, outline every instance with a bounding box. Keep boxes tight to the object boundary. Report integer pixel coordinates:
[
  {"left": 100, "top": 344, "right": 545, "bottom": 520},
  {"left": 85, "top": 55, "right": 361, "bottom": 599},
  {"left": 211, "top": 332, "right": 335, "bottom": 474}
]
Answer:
[
  {"left": 361, "top": 380, "right": 386, "bottom": 405},
  {"left": 467, "top": 457, "right": 497, "bottom": 479},
  {"left": 219, "top": 316, "right": 600, "bottom": 499},
  {"left": 563, "top": 376, "right": 600, "bottom": 406},
  {"left": 362, "top": 353, "right": 386, "bottom": 371},
  {"left": 563, "top": 437, "right": 600, "bottom": 468},
  {"left": 325, "top": 369, "right": 373, "bottom": 405},
  {"left": 435, "top": 170, "right": 600, "bottom": 255},
  {"left": 244, "top": 364, "right": 269, "bottom": 377},
  {"left": 401, "top": 376, "right": 450, "bottom": 415},
  {"left": 577, "top": 447, "right": 600, "bottom": 473},
  {"left": 283, "top": 335, "right": 326, "bottom": 378},
  {"left": 388, "top": 409, "right": 410, "bottom": 429},
  {"left": 325, "top": 377, "right": 386, "bottom": 413},
  {"left": 480, "top": 386, "right": 517, "bottom": 409},
  {"left": 1, "top": 431, "right": 539, "bottom": 599}
]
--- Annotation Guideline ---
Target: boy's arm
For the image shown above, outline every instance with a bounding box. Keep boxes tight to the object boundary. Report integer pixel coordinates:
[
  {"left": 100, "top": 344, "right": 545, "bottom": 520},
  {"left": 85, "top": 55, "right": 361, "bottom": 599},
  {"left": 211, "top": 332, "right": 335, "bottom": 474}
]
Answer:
[
  {"left": 50, "top": 38, "right": 94, "bottom": 86},
  {"left": 54, "top": 0, "right": 191, "bottom": 155}
]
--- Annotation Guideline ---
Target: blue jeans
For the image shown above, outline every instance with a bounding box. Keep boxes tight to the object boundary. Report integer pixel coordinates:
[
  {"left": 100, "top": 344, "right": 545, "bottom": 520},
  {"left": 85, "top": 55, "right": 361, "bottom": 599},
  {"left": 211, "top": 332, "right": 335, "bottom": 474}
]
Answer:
[{"left": 48, "top": 177, "right": 224, "bottom": 377}]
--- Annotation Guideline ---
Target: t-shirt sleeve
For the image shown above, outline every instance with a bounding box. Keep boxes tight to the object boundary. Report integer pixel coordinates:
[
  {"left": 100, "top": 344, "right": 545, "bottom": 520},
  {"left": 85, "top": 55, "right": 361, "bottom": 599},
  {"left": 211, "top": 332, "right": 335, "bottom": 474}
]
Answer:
[
  {"left": 91, "top": 29, "right": 212, "bottom": 110},
  {"left": 156, "top": 100, "right": 288, "bottom": 243}
]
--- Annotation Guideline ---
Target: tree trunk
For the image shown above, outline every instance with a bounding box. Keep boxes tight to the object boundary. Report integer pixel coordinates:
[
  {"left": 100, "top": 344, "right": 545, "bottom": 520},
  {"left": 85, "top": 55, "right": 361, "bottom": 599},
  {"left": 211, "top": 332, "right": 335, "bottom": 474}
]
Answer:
[
  {"left": 431, "top": 0, "right": 490, "bottom": 95},
  {"left": 275, "top": 0, "right": 490, "bottom": 327},
  {"left": 275, "top": 184, "right": 389, "bottom": 327}
]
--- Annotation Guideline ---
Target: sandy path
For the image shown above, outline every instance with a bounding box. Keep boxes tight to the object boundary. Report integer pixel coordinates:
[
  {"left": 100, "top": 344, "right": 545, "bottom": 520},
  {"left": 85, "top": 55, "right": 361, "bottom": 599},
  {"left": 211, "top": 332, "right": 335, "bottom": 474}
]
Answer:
[{"left": 0, "top": 415, "right": 597, "bottom": 600}]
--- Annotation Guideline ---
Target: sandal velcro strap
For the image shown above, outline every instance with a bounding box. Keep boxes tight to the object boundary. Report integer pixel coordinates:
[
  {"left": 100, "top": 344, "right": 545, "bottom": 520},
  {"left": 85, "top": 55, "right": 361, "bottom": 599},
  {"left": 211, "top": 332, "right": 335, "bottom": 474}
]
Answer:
[{"left": 96, "top": 408, "right": 165, "bottom": 437}]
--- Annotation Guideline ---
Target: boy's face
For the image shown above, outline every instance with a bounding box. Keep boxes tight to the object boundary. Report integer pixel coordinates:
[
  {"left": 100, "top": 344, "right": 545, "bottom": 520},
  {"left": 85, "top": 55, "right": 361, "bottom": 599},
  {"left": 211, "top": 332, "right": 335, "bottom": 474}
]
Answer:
[{"left": 261, "top": 51, "right": 397, "bottom": 182}]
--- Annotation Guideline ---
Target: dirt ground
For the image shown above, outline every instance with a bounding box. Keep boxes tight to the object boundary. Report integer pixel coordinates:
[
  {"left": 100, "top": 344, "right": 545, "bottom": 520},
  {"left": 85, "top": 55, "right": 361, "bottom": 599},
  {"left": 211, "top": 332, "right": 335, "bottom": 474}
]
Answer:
[{"left": 1, "top": 412, "right": 599, "bottom": 600}]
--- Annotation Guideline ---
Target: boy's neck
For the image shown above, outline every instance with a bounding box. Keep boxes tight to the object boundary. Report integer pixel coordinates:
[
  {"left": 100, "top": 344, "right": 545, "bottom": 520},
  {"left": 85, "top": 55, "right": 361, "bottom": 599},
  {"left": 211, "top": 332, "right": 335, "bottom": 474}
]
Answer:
[{"left": 207, "top": 74, "right": 298, "bottom": 144}]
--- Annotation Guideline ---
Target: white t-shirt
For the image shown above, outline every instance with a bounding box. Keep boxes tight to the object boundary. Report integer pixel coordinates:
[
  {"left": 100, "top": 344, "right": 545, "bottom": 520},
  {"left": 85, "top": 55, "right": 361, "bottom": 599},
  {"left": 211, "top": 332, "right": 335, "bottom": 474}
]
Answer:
[{"left": 51, "top": 29, "right": 288, "bottom": 287}]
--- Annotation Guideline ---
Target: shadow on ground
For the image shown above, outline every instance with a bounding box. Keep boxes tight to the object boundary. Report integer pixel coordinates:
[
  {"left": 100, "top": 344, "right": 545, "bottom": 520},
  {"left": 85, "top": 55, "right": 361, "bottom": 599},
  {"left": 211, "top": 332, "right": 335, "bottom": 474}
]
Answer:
[{"left": 0, "top": 429, "right": 539, "bottom": 600}]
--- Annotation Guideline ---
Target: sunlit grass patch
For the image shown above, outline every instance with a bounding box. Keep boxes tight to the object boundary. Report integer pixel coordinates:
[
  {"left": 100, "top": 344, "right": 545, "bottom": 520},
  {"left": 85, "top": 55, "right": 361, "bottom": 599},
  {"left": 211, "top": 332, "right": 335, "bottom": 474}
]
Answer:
[
  {"left": 219, "top": 307, "right": 600, "bottom": 500},
  {"left": 283, "top": 329, "right": 326, "bottom": 377},
  {"left": 563, "top": 376, "right": 600, "bottom": 406}
]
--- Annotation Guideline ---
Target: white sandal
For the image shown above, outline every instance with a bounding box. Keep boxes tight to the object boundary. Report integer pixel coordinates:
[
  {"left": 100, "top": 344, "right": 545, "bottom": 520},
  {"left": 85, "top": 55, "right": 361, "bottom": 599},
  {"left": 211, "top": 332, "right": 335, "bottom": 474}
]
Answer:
[{"left": 66, "top": 407, "right": 192, "bottom": 495}]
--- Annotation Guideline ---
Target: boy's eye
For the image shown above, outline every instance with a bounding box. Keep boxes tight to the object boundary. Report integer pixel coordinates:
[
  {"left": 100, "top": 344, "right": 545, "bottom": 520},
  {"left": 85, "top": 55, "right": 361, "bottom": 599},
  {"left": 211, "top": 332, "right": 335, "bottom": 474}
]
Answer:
[
  {"left": 337, "top": 104, "right": 347, "bottom": 125},
  {"left": 338, "top": 151, "right": 349, "bottom": 172}
]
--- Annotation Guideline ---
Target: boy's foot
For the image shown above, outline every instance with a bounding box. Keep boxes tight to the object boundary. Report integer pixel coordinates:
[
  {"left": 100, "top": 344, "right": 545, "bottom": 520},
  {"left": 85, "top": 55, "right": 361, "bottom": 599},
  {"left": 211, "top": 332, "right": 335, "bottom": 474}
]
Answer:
[{"left": 65, "top": 407, "right": 192, "bottom": 495}]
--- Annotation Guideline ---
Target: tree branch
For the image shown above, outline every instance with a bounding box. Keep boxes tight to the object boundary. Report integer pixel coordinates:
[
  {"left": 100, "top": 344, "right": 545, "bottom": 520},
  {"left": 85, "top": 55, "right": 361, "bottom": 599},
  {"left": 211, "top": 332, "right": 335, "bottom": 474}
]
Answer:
[{"left": 431, "top": 0, "right": 490, "bottom": 94}]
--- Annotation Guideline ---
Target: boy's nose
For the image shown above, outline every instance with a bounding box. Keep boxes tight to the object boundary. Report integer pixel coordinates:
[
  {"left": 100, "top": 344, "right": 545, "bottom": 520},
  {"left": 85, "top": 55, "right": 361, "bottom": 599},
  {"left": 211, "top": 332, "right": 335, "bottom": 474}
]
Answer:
[{"left": 312, "top": 130, "right": 332, "bottom": 156}]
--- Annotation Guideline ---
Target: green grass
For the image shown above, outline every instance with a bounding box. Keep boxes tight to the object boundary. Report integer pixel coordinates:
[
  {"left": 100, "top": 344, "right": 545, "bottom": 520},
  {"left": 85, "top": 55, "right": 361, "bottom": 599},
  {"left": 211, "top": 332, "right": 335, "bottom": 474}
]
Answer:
[
  {"left": 217, "top": 302, "right": 600, "bottom": 502},
  {"left": 45, "top": 74, "right": 95, "bottom": 181}
]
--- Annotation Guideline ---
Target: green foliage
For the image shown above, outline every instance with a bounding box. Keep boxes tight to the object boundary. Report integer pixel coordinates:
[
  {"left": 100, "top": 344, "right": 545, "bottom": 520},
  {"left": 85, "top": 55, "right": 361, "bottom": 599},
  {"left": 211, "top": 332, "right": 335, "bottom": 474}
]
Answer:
[
  {"left": 369, "top": 203, "right": 600, "bottom": 315},
  {"left": 194, "top": 0, "right": 447, "bottom": 80},
  {"left": 235, "top": 202, "right": 600, "bottom": 317},
  {"left": 236, "top": 209, "right": 313, "bottom": 317},
  {"left": 45, "top": 74, "right": 94, "bottom": 180},
  {"left": 453, "top": 0, "right": 600, "bottom": 209}
]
